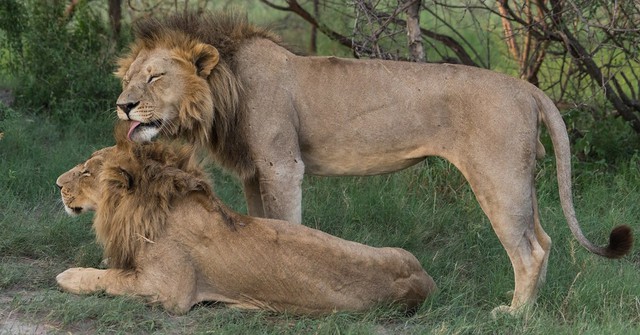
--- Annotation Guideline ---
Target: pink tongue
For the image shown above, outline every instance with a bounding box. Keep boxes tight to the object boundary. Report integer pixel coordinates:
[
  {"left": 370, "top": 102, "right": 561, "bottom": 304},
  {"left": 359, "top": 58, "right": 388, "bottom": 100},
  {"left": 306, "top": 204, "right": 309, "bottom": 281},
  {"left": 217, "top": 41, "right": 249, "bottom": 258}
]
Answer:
[{"left": 127, "top": 121, "right": 141, "bottom": 140}]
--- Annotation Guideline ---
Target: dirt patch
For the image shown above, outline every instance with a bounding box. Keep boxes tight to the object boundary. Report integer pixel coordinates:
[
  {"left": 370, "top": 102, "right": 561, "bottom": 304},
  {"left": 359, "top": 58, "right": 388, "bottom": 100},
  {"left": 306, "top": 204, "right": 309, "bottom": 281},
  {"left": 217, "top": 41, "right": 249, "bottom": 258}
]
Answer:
[
  {"left": 0, "top": 315, "right": 58, "bottom": 335},
  {"left": 0, "top": 290, "right": 59, "bottom": 335},
  {"left": 0, "top": 258, "right": 68, "bottom": 335}
]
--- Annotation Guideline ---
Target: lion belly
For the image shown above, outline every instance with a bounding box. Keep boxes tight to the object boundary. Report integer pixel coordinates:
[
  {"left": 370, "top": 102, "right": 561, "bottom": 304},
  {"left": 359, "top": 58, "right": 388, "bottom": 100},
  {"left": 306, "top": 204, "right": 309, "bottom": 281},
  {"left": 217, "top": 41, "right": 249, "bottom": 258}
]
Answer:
[{"left": 302, "top": 152, "right": 426, "bottom": 176}]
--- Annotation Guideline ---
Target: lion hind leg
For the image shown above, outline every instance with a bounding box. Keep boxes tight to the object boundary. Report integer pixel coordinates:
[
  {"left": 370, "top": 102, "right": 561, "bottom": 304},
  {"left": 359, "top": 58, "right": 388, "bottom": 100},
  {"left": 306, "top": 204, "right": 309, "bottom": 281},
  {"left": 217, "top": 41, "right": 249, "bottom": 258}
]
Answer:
[
  {"left": 489, "top": 213, "right": 550, "bottom": 316},
  {"left": 532, "top": 190, "right": 551, "bottom": 288},
  {"left": 466, "top": 175, "right": 550, "bottom": 315}
]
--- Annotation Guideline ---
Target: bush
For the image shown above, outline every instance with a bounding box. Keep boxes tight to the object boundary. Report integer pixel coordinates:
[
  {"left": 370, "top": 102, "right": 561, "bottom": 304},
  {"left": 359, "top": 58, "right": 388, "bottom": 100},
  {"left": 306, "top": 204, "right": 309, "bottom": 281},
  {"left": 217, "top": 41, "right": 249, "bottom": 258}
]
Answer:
[
  {"left": 562, "top": 107, "right": 640, "bottom": 164},
  {"left": 0, "top": 0, "right": 125, "bottom": 121}
]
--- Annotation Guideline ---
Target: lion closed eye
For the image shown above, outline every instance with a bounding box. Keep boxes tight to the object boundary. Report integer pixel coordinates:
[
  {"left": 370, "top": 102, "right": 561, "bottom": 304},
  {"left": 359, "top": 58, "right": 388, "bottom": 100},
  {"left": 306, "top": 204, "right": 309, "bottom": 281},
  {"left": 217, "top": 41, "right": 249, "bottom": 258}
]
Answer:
[{"left": 56, "top": 147, "right": 113, "bottom": 216}]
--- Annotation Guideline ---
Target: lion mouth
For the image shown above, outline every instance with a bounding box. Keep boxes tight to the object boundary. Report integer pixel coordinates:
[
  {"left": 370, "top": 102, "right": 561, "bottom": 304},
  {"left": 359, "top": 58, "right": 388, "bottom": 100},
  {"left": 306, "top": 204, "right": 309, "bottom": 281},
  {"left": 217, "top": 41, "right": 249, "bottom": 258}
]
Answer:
[
  {"left": 64, "top": 205, "right": 83, "bottom": 216},
  {"left": 127, "top": 120, "right": 163, "bottom": 141}
]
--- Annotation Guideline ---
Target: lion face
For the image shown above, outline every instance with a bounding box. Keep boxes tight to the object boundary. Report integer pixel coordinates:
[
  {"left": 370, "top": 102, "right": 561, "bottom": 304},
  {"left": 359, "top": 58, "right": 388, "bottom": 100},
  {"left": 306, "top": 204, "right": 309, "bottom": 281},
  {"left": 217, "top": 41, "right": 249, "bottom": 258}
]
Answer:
[
  {"left": 56, "top": 147, "right": 114, "bottom": 216},
  {"left": 115, "top": 43, "right": 219, "bottom": 143}
]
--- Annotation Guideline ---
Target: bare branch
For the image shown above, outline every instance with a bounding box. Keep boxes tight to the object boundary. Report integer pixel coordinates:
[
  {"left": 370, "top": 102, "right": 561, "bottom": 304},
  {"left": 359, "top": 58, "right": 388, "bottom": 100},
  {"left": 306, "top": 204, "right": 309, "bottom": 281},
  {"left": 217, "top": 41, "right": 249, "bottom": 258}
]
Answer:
[
  {"left": 497, "top": 0, "right": 521, "bottom": 62},
  {"left": 262, "top": 0, "right": 478, "bottom": 65}
]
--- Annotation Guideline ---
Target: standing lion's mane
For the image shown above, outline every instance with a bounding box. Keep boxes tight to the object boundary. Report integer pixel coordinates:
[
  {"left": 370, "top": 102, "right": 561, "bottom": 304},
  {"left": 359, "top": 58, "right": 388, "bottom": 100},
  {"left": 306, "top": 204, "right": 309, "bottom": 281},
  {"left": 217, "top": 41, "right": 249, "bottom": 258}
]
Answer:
[
  {"left": 94, "top": 137, "right": 233, "bottom": 269},
  {"left": 116, "top": 12, "right": 282, "bottom": 179}
]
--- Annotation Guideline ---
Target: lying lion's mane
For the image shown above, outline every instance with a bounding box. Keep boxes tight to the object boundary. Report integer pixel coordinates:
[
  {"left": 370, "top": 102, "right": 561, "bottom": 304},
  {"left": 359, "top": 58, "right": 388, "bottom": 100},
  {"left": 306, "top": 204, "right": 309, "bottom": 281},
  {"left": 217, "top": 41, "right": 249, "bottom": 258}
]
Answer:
[
  {"left": 117, "top": 12, "right": 282, "bottom": 179},
  {"left": 93, "top": 141, "right": 233, "bottom": 269}
]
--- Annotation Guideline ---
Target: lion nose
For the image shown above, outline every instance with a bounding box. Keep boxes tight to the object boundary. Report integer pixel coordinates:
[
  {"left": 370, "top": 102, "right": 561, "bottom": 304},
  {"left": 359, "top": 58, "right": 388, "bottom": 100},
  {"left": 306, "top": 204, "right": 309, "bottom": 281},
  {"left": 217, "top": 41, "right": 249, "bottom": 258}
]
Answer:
[{"left": 117, "top": 101, "right": 140, "bottom": 117}]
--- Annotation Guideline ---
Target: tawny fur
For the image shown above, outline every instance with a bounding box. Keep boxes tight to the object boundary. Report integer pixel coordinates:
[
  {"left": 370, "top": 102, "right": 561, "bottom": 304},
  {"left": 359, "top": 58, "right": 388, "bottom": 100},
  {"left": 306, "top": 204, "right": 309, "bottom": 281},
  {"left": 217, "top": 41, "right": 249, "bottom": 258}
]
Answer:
[
  {"left": 115, "top": 12, "right": 272, "bottom": 177},
  {"left": 95, "top": 142, "right": 214, "bottom": 269},
  {"left": 55, "top": 138, "right": 436, "bottom": 315},
  {"left": 114, "top": 11, "right": 633, "bottom": 314}
]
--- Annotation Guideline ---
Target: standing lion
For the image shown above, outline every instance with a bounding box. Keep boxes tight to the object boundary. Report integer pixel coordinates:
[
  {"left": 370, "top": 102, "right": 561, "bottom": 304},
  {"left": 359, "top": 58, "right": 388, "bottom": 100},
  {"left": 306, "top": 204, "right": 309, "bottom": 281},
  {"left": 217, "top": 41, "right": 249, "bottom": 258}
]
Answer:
[{"left": 114, "top": 12, "right": 632, "bottom": 314}]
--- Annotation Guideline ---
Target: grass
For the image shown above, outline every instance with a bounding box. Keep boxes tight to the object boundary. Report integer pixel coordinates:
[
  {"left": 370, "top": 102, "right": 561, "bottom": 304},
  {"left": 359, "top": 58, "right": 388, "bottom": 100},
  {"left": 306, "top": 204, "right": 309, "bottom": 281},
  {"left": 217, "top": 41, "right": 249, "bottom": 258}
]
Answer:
[
  {"left": 0, "top": 2, "right": 639, "bottom": 331},
  {"left": 1, "top": 102, "right": 639, "bottom": 334}
]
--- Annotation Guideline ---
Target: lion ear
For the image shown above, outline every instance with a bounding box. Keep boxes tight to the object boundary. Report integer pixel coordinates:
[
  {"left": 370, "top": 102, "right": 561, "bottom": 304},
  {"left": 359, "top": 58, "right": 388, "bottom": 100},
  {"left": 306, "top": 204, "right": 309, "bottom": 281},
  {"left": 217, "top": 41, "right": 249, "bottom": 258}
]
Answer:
[
  {"left": 118, "top": 167, "right": 134, "bottom": 190},
  {"left": 192, "top": 43, "right": 219, "bottom": 78},
  {"left": 190, "top": 178, "right": 213, "bottom": 196}
]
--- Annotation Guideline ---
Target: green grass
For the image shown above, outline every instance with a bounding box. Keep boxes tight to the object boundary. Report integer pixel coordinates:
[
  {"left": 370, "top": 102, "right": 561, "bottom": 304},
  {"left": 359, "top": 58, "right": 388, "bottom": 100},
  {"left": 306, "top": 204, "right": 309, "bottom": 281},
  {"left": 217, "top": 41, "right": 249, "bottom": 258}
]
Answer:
[
  {"left": 1, "top": 103, "right": 639, "bottom": 334},
  {"left": 0, "top": 2, "right": 639, "bottom": 331}
]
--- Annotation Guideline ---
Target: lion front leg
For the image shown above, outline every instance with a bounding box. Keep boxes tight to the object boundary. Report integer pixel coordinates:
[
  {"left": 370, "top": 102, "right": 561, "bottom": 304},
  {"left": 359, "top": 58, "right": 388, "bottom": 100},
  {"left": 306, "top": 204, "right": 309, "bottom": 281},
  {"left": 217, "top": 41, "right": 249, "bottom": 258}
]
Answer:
[
  {"left": 255, "top": 157, "right": 305, "bottom": 224},
  {"left": 243, "top": 174, "right": 265, "bottom": 218},
  {"left": 56, "top": 267, "right": 196, "bottom": 314},
  {"left": 56, "top": 267, "right": 135, "bottom": 296}
]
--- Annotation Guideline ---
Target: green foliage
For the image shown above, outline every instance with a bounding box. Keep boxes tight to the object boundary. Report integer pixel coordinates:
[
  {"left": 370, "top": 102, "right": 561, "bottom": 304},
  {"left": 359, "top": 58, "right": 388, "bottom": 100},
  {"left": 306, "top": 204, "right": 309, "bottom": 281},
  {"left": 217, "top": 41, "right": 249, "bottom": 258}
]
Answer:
[
  {"left": 562, "top": 107, "right": 640, "bottom": 163},
  {"left": 0, "top": 0, "right": 123, "bottom": 121},
  {"left": 0, "top": 0, "right": 26, "bottom": 56}
]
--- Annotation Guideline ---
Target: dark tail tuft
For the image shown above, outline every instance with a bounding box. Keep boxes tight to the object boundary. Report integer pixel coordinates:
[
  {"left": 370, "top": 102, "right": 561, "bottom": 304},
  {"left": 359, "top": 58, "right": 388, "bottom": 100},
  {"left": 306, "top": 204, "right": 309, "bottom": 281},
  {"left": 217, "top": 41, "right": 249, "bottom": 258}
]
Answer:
[{"left": 605, "top": 225, "right": 633, "bottom": 258}]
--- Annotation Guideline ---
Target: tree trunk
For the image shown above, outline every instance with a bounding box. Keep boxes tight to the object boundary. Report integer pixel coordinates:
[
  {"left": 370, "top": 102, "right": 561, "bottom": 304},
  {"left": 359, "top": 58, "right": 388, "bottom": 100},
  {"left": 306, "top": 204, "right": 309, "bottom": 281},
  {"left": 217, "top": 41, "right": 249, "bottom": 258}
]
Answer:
[
  {"left": 404, "top": 0, "right": 425, "bottom": 62},
  {"left": 108, "top": 0, "right": 122, "bottom": 38},
  {"left": 310, "top": 0, "right": 318, "bottom": 54}
]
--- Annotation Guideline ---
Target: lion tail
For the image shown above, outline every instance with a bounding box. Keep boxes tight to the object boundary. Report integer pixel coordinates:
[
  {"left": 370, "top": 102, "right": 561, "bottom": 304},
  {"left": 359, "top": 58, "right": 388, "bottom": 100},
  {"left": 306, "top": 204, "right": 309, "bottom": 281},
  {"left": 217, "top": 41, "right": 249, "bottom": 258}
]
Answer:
[{"left": 535, "top": 91, "right": 633, "bottom": 259}]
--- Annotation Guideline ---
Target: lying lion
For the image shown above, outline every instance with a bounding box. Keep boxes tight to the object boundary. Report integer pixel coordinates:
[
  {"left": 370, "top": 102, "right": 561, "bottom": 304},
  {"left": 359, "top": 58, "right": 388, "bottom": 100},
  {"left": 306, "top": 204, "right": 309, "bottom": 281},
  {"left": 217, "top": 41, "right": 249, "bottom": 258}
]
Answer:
[
  {"left": 55, "top": 138, "right": 435, "bottom": 315},
  {"left": 113, "top": 11, "right": 633, "bottom": 313}
]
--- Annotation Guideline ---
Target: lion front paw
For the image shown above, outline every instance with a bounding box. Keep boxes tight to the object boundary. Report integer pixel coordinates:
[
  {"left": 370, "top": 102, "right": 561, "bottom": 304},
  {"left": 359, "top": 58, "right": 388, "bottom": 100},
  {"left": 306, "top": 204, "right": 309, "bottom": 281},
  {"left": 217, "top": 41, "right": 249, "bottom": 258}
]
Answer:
[{"left": 56, "top": 267, "right": 105, "bottom": 295}]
